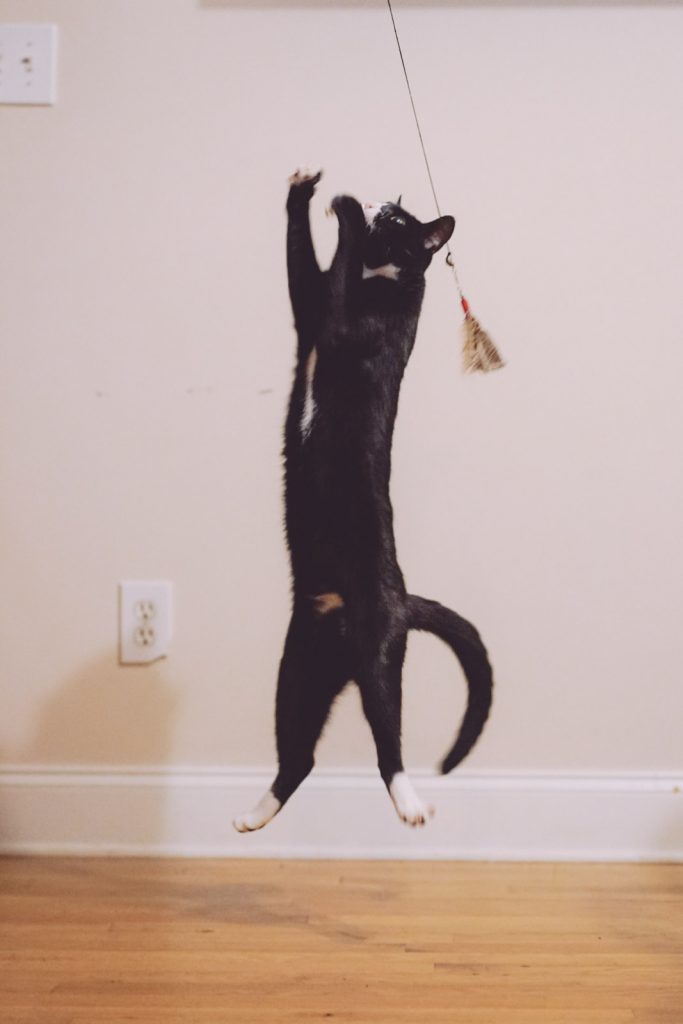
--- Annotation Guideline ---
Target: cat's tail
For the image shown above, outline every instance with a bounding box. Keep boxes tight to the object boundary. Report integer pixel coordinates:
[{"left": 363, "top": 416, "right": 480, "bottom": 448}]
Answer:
[{"left": 407, "top": 594, "right": 493, "bottom": 774}]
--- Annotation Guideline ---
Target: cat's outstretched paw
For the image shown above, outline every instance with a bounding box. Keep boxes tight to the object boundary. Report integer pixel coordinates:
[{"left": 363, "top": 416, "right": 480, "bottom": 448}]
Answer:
[
  {"left": 233, "top": 791, "right": 281, "bottom": 833},
  {"left": 330, "top": 194, "right": 364, "bottom": 220},
  {"left": 287, "top": 169, "right": 322, "bottom": 211},
  {"left": 288, "top": 168, "right": 322, "bottom": 188},
  {"left": 328, "top": 195, "right": 366, "bottom": 239},
  {"left": 389, "top": 772, "right": 435, "bottom": 828}
]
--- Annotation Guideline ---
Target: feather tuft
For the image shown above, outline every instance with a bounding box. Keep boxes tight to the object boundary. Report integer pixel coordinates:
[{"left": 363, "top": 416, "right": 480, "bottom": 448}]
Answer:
[{"left": 462, "top": 312, "right": 505, "bottom": 374}]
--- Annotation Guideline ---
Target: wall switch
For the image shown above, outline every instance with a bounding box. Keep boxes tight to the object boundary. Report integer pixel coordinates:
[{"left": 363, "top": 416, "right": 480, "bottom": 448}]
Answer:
[
  {"left": 0, "top": 24, "right": 58, "bottom": 105},
  {"left": 119, "top": 581, "right": 173, "bottom": 665}
]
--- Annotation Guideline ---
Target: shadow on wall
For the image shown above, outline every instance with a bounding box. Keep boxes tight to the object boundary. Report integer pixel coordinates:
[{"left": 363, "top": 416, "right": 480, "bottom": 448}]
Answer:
[
  {"left": 4, "top": 655, "right": 178, "bottom": 848},
  {"left": 19, "top": 654, "right": 178, "bottom": 765}
]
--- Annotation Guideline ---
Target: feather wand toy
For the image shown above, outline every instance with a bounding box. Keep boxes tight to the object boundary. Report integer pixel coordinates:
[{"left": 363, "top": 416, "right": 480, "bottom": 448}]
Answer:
[{"left": 386, "top": 0, "right": 505, "bottom": 373}]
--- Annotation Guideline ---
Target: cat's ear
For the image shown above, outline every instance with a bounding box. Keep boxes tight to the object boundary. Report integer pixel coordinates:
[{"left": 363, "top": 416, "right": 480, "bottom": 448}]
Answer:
[
  {"left": 422, "top": 215, "right": 455, "bottom": 253},
  {"left": 396, "top": 194, "right": 403, "bottom": 206}
]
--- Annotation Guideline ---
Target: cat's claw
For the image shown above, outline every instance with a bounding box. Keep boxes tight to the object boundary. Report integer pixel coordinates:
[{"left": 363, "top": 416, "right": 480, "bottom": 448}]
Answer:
[
  {"left": 403, "top": 804, "right": 435, "bottom": 827},
  {"left": 288, "top": 168, "right": 323, "bottom": 188}
]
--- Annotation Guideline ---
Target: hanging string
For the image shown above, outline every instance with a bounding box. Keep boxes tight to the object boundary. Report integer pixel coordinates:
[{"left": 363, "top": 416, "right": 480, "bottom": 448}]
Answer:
[
  {"left": 385, "top": 0, "right": 505, "bottom": 373},
  {"left": 386, "top": 0, "right": 461, "bottom": 292}
]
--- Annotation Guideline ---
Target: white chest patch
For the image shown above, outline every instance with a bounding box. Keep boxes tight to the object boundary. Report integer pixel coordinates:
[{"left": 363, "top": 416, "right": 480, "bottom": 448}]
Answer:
[
  {"left": 363, "top": 263, "right": 400, "bottom": 281},
  {"left": 300, "top": 346, "right": 318, "bottom": 440}
]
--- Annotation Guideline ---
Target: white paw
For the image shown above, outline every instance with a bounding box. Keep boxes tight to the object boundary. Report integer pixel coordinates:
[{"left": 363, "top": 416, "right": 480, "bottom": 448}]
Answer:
[
  {"left": 389, "top": 772, "right": 435, "bottom": 828},
  {"left": 233, "top": 811, "right": 265, "bottom": 833},
  {"left": 288, "top": 168, "right": 322, "bottom": 187},
  {"left": 233, "top": 791, "right": 281, "bottom": 833}
]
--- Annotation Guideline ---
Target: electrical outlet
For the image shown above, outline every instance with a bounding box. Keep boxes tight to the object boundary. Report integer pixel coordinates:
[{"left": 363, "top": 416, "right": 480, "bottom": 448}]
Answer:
[
  {"left": 0, "top": 24, "right": 58, "bottom": 105},
  {"left": 119, "top": 581, "right": 173, "bottom": 665}
]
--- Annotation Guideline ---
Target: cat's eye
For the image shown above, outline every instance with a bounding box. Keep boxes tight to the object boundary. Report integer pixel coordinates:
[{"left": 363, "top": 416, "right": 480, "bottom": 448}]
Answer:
[{"left": 391, "top": 216, "right": 406, "bottom": 226}]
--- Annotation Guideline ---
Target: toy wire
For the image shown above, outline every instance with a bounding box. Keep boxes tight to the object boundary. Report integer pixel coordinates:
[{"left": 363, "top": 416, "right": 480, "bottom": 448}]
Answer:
[{"left": 385, "top": 0, "right": 464, "bottom": 298}]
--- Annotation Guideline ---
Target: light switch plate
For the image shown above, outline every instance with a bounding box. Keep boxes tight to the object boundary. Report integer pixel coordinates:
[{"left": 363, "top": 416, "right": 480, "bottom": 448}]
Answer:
[{"left": 0, "top": 24, "right": 58, "bottom": 105}]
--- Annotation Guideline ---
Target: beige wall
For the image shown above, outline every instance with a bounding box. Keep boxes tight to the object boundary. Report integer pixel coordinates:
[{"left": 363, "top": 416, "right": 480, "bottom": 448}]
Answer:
[{"left": 1, "top": 0, "right": 681, "bottom": 776}]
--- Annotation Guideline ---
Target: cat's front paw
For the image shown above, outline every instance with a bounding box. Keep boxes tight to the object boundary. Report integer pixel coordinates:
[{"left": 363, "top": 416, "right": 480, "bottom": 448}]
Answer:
[
  {"left": 330, "top": 194, "right": 366, "bottom": 233},
  {"left": 330, "top": 193, "right": 363, "bottom": 217},
  {"left": 288, "top": 168, "right": 322, "bottom": 188},
  {"left": 287, "top": 168, "right": 322, "bottom": 208}
]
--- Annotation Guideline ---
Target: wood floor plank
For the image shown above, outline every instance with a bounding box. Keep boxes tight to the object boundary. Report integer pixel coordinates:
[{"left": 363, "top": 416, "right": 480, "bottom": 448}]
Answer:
[{"left": 0, "top": 857, "right": 680, "bottom": 1023}]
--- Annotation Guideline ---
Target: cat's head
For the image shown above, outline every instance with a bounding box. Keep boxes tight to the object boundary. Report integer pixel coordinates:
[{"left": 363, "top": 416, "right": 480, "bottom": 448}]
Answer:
[{"left": 362, "top": 200, "right": 455, "bottom": 281}]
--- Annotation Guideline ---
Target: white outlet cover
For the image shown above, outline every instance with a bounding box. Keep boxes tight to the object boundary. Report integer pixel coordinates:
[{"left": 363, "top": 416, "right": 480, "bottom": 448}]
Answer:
[
  {"left": 0, "top": 23, "right": 58, "bottom": 105},
  {"left": 119, "top": 581, "right": 173, "bottom": 666}
]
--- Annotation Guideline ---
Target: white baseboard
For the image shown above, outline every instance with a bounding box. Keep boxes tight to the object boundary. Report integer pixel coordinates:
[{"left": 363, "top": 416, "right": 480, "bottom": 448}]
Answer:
[{"left": 0, "top": 766, "right": 681, "bottom": 861}]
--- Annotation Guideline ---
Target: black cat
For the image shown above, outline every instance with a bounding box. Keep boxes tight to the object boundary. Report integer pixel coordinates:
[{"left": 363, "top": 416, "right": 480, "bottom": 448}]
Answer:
[{"left": 234, "top": 170, "right": 493, "bottom": 831}]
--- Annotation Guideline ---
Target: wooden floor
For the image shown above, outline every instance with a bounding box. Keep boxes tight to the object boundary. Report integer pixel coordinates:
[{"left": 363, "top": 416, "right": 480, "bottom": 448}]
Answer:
[{"left": 0, "top": 858, "right": 681, "bottom": 1023}]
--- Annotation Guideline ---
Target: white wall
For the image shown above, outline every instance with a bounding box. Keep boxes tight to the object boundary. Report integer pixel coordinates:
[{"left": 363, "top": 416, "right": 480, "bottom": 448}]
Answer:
[{"left": 1, "top": 1, "right": 681, "bottom": 794}]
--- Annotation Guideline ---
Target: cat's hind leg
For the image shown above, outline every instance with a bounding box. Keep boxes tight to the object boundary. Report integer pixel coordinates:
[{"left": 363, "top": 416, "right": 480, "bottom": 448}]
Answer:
[
  {"left": 351, "top": 609, "right": 435, "bottom": 828},
  {"left": 233, "top": 601, "right": 348, "bottom": 833},
  {"left": 360, "top": 681, "right": 434, "bottom": 827}
]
